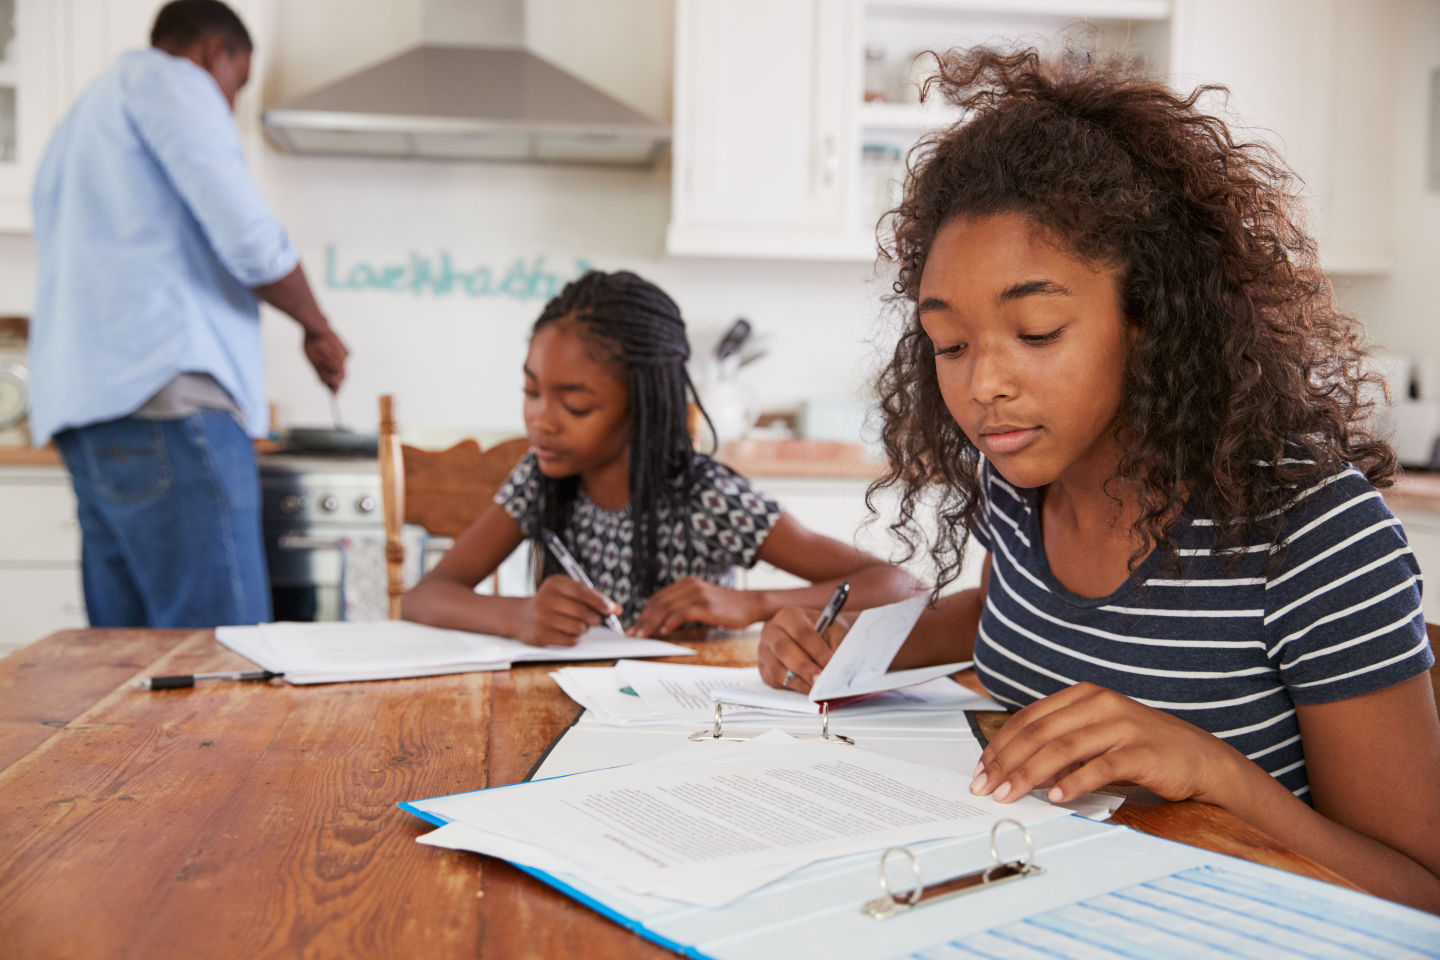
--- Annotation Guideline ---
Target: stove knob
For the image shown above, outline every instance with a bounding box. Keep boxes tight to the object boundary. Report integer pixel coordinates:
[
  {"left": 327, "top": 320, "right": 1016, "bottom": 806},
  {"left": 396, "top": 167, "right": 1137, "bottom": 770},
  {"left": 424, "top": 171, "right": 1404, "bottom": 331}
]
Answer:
[
  {"left": 356, "top": 495, "right": 376, "bottom": 515},
  {"left": 280, "top": 494, "right": 306, "bottom": 515},
  {"left": 319, "top": 495, "right": 339, "bottom": 513}
]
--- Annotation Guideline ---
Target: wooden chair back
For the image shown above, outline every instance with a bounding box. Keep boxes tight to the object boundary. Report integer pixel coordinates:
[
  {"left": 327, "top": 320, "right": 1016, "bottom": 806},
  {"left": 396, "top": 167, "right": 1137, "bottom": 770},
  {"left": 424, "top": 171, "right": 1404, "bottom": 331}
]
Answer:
[{"left": 379, "top": 395, "right": 530, "bottom": 619}]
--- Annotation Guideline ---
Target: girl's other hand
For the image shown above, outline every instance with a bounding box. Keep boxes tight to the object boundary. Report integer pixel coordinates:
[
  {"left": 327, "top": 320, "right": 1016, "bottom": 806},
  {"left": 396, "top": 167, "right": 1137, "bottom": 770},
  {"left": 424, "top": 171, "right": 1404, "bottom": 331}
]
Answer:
[
  {"left": 757, "top": 608, "right": 852, "bottom": 693},
  {"left": 971, "top": 682, "right": 1244, "bottom": 806},
  {"left": 518, "top": 574, "right": 621, "bottom": 647},
  {"left": 629, "top": 577, "right": 761, "bottom": 637}
]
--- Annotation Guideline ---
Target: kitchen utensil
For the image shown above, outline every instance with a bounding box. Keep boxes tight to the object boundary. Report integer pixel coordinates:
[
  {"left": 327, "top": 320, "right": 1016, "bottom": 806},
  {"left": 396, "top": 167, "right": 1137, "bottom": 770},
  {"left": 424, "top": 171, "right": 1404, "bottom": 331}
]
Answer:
[
  {"left": 714, "top": 318, "right": 752, "bottom": 362},
  {"left": 329, "top": 392, "right": 345, "bottom": 432}
]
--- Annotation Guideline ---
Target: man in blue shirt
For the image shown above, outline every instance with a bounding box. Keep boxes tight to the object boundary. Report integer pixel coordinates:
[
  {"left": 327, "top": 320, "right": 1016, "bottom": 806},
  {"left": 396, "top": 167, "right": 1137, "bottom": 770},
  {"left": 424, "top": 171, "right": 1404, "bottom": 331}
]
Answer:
[{"left": 30, "top": 0, "right": 349, "bottom": 628}]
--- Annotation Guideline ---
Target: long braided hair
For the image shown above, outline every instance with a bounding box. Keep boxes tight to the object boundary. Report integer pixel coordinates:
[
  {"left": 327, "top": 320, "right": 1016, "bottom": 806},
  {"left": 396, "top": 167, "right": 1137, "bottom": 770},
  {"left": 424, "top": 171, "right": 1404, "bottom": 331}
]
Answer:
[{"left": 531, "top": 270, "right": 713, "bottom": 599}]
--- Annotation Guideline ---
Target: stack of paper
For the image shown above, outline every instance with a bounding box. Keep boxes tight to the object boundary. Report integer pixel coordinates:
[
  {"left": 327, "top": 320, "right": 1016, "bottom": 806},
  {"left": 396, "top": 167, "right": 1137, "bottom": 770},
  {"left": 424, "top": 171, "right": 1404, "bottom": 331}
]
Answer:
[
  {"left": 552, "top": 659, "right": 998, "bottom": 726},
  {"left": 215, "top": 620, "right": 693, "bottom": 684},
  {"left": 403, "top": 732, "right": 1066, "bottom": 907}
]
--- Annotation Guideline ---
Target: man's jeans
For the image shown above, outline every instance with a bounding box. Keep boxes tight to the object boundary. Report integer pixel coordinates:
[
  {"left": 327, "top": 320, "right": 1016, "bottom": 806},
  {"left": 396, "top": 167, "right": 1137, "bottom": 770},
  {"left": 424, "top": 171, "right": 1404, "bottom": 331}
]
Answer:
[{"left": 54, "top": 411, "right": 271, "bottom": 627}]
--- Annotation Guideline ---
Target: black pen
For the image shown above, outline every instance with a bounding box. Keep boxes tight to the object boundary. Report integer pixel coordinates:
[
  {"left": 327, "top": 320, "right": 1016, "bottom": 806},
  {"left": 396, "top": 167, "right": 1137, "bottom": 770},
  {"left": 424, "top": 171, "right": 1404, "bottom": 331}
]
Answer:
[
  {"left": 130, "top": 670, "right": 280, "bottom": 690},
  {"left": 814, "top": 581, "right": 850, "bottom": 634}
]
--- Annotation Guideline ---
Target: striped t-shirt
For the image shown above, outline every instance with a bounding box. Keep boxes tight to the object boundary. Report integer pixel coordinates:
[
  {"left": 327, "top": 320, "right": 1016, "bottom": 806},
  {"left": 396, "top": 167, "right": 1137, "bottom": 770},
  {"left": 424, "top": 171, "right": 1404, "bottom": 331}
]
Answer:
[{"left": 970, "top": 459, "right": 1432, "bottom": 799}]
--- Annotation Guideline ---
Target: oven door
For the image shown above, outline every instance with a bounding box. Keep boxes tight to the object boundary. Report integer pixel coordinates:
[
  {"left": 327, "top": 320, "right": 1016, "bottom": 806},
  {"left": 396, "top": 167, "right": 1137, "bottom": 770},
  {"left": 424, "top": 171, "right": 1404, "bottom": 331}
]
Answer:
[{"left": 266, "top": 530, "right": 345, "bottom": 621}]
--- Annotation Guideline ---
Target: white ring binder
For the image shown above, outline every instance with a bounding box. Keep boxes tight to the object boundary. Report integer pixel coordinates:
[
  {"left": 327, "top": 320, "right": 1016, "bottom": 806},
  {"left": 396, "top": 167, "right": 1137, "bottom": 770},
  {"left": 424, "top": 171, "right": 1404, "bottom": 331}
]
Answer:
[
  {"left": 688, "top": 700, "right": 856, "bottom": 745},
  {"left": 862, "top": 818, "right": 1045, "bottom": 919}
]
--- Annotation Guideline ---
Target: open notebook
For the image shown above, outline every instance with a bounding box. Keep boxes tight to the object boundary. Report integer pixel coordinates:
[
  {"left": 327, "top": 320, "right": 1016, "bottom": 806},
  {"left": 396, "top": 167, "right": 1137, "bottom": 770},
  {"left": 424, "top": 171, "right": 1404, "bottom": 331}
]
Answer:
[{"left": 216, "top": 620, "right": 692, "bottom": 684}]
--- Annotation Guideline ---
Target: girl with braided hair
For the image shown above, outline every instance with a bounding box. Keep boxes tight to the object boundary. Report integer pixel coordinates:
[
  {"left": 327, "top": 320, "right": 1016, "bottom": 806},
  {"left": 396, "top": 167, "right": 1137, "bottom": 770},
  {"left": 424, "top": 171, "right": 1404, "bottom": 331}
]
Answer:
[
  {"left": 758, "top": 48, "right": 1439, "bottom": 910},
  {"left": 405, "top": 269, "right": 921, "bottom": 648}
]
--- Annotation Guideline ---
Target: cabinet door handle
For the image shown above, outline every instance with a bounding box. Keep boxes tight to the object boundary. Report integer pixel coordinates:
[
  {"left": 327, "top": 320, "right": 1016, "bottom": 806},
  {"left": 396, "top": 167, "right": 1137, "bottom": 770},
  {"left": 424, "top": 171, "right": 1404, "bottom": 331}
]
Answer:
[{"left": 821, "top": 135, "right": 838, "bottom": 188}]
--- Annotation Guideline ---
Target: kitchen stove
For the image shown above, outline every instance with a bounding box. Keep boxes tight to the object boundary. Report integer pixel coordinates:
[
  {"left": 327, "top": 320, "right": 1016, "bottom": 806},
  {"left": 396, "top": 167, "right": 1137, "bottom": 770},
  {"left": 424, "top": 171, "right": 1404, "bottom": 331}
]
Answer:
[{"left": 260, "top": 454, "right": 385, "bottom": 621}]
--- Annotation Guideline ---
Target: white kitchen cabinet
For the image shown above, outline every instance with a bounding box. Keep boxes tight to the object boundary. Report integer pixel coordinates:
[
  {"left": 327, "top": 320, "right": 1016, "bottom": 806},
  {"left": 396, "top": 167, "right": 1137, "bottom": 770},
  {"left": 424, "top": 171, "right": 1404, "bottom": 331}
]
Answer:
[
  {"left": 667, "top": 0, "right": 1170, "bottom": 261},
  {"left": 667, "top": 0, "right": 866, "bottom": 260},
  {"left": 0, "top": 465, "right": 85, "bottom": 655},
  {"left": 0, "top": 0, "right": 66, "bottom": 232},
  {"left": 741, "top": 475, "right": 986, "bottom": 596},
  {"left": 1, "top": 0, "right": 268, "bottom": 234},
  {"left": 1169, "top": 0, "right": 1395, "bottom": 274}
]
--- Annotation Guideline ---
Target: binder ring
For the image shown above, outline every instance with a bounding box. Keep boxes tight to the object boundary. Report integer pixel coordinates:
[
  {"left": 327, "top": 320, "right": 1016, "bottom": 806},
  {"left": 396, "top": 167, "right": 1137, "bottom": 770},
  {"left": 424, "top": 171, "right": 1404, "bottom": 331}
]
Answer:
[
  {"left": 861, "top": 819, "right": 1044, "bottom": 918},
  {"left": 876, "top": 846, "right": 924, "bottom": 907},
  {"left": 688, "top": 700, "right": 856, "bottom": 744},
  {"left": 986, "top": 818, "right": 1035, "bottom": 879}
]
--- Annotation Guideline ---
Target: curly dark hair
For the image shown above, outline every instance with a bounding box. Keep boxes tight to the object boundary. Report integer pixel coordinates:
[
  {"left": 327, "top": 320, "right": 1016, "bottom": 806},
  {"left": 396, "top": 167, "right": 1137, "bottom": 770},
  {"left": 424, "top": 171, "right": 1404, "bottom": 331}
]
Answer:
[{"left": 871, "top": 45, "right": 1395, "bottom": 592}]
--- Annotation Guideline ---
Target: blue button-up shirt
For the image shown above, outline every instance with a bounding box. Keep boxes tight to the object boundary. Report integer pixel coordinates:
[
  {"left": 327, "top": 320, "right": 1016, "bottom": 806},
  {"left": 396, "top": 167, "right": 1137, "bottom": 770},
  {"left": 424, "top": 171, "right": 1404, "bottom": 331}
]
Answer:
[{"left": 29, "top": 48, "right": 298, "bottom": 444}]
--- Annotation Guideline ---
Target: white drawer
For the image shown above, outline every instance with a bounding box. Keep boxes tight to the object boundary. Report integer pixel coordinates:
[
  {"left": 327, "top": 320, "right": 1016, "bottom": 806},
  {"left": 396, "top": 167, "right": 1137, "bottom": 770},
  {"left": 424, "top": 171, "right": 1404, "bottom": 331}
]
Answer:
[
  {"left": 0, "top": 565, "right": 86, "bottom": 656},
  {"left": 0, "top": 472, "right": 81, "bottom": 563}
]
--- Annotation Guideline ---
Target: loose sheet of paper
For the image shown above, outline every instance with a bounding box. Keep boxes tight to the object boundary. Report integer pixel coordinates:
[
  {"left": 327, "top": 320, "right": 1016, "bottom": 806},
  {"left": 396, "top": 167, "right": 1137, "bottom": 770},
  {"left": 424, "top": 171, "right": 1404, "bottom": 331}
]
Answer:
[
  {"left": 553, "top": 662, "right": 1000, "bottom": 725},
  {"left": 409, "top": 732, "right": 1063, "bottom": 906}
]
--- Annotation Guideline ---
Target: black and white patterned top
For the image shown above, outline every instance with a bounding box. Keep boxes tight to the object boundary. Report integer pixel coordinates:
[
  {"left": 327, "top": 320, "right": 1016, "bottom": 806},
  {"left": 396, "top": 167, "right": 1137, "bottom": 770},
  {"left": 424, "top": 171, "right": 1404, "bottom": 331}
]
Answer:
[{"left": 495, "top": 452, "right": 783, "bottom": 625}]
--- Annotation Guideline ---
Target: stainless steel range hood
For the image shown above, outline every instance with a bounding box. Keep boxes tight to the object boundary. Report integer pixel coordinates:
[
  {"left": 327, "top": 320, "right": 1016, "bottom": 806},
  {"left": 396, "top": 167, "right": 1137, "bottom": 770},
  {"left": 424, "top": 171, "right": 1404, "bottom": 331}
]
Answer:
[{"left": 261, "top": 45, "right": 669, "bottom": 167}]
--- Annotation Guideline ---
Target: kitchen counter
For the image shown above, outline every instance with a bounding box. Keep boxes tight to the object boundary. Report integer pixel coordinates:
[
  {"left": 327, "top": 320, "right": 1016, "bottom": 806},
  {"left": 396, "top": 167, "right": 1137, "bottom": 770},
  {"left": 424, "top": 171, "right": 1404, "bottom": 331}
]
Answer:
[
  {"left": 6, "top": 440, "right": 1440, "bottom": 510},
  {"left": 0, "top": 446, "right": 61, "bottom": 467},
  {"left": 1386, "top": 469, "right": 1440, "bottom": 513},
  {"left": 716, "top": 439, "right": 885, "bottom": 480},
  {"left": 0, "top": 438, "right": 283, "bottom": 469}
]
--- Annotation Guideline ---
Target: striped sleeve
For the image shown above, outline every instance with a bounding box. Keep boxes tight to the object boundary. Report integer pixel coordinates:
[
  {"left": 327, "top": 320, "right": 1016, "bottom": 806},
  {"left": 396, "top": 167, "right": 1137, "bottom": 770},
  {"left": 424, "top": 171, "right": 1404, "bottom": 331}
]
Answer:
[{"left": 1264, "top": 467, "right": 1432, "bottom": 705}]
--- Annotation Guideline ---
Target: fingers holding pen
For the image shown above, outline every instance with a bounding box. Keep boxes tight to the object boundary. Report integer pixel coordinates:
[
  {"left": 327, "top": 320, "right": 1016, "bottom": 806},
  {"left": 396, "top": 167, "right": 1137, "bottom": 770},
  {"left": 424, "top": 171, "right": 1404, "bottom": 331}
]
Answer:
[{"left": 758, "top": 607, "right": 841, "bottom": 692}]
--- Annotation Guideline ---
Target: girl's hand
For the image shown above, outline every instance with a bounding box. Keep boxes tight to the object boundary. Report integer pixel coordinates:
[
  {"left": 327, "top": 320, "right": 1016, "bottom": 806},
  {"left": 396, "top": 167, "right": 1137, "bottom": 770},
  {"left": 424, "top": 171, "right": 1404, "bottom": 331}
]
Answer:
[
  {"left": 757, "top": 608, "right": 852, "bottom": 693},
  {"left": 518, "top": 574, "right": 621, "bottom": 647},
  {"left": 971, "top": 682, "right": 1244, "bottom": 805},
  {"left": 630, "top": 577, "right": 761, "bottom": 637}
]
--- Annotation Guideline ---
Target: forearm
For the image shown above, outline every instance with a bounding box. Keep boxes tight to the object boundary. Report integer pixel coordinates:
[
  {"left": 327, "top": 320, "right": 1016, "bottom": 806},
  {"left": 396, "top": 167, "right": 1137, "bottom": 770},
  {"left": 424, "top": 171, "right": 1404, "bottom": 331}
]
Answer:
[
  {"left": 887, "top": 587, "right": 983, "bottom": 669},
  {"left": 1210, "top": 750, "right": 1440, "bottom": 913},
  {"left": 746, "top": 563, "right": 924, "bottom": 624},
  {"left": 402, "top": 580, "right": 529, "bottom": 638},
  {"left": 254, "top": 263, "right": 329, "bottom": 334}
]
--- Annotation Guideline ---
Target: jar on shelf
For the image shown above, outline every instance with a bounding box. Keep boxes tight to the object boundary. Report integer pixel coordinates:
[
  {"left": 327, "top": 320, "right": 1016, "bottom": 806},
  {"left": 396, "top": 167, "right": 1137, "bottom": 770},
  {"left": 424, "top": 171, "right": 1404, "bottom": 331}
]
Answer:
[
  {"left": 861, "top": 143, "right": 905, "bottom": 230},
  {"left": 863, "top": 45, "right": 888, "bottom": 103}
]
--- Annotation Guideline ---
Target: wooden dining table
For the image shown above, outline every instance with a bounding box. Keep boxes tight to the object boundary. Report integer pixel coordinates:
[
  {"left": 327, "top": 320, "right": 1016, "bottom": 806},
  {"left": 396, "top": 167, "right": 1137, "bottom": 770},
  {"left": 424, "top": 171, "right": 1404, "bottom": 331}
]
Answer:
[{"left": 0, "top": 627, "right": 1364, "bottom": 960}]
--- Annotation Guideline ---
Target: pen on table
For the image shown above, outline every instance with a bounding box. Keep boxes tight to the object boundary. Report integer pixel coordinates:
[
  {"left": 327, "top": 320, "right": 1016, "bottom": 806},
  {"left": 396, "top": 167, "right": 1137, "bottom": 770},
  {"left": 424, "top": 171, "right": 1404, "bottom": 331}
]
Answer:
[
  {"left": 130, "top": 670, "right": 280, "bottom": 690},
  {"left": 542, "top": 529, "right": 626, "bottom": 634},
  {"left": 813, "top": 580, "right": 850, "bottom": 634}
]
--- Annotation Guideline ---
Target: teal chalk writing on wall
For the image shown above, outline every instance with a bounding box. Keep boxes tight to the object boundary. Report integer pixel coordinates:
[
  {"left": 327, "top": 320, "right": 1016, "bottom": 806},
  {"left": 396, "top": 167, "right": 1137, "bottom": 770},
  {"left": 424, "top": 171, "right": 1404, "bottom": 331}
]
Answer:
[{"left": 325, "top": 246, "right": 591, "bottom": 301}]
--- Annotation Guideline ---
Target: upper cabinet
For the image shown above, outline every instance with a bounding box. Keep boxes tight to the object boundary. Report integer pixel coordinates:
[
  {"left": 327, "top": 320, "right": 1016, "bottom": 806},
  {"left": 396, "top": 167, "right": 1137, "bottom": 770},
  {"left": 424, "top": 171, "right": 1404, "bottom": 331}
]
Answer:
[
  {"left": 667, "top": 0, "right": 1397, "bottom": 272},
  {"left": 667, "top": 0, "right": 1171, "bottom": 261},
  {"left": 667, "top": 0, "right": 865, "bottom": 260},
  {"left": 0, "top": 0, "right": 265, "bottom": 234},
  {"left": 0, "top": 0, "right": 65, "bottom": 232}
]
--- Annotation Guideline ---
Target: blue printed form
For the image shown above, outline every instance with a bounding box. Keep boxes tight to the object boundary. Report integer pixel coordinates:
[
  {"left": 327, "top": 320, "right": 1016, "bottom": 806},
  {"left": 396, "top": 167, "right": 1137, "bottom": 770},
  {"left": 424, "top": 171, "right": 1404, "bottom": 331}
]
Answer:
[{"left": 919, "top": 864, "right": 1440, "bottom": 960}]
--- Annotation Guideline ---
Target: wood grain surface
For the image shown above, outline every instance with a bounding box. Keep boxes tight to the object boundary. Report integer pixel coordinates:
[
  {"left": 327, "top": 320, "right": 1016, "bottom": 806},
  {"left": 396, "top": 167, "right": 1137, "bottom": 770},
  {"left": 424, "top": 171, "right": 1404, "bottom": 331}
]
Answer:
[{"left": 0, "top": 629, "right": 1374, "bottom": 959}]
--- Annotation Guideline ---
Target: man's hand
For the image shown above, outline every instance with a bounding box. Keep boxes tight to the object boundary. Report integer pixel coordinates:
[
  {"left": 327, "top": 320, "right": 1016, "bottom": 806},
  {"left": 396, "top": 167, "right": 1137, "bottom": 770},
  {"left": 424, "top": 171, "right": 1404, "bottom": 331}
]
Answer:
[{"left": 303, "top": 326, "right": 348, "bottom": 392}]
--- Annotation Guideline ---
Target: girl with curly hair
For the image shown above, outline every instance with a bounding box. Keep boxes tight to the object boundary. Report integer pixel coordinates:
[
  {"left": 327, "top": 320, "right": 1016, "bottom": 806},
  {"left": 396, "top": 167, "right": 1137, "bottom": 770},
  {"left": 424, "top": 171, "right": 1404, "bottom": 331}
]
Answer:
[{"left": 759, "top": 47, "right": 1439, "bottom": 910}]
